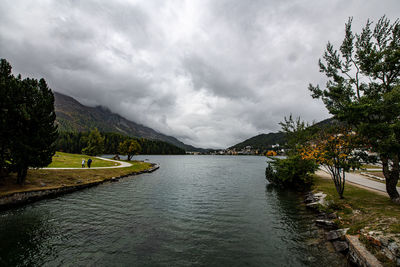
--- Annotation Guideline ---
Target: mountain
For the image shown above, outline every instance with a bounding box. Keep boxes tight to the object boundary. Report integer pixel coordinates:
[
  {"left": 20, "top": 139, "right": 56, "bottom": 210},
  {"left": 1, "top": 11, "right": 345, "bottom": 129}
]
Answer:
[
  {"left": 54, "top": 92, "right": 204, "bottom": 152},
  {"left": 229, "top": 132, "right": 286, "bottom": 151},
  {"left": 310, "top": 117, "right": 339, "bottom": 128},
  {"left": 229, "top": 117, "right": 338, "bottom": 151}
]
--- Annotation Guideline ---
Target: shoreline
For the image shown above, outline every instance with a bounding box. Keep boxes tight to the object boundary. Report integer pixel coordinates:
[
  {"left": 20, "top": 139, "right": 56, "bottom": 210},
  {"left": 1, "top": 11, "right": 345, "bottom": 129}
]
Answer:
[
  {"left": 304, "top": 190, "right": 383, "bottom": 267},
  {"left": 306, "top": 174, "right": 400, "bottom": 266},
  {"left": 0, "top": 163, "right": 159, "bottom": 211}
]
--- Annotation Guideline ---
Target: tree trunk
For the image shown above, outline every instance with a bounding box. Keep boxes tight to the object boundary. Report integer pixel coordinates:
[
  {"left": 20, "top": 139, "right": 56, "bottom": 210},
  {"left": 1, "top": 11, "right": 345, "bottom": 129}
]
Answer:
[
  {"left": 340, "top": 168, "right": 346, "bottom": 199},
  {"left": 17, "top": 167, "right": 27, "bottom": 185},
  {"left": 17, "top": 169, "right": 22, "bottom": 184},
  {"left": 382, "top": 156, "right": 400, "bottom": 204},
  {"left": 127, "top": 155, "right": 132, "bottom": 161},
  {"left": 328, "top": 165, "right": 345, "bottom": 199}
]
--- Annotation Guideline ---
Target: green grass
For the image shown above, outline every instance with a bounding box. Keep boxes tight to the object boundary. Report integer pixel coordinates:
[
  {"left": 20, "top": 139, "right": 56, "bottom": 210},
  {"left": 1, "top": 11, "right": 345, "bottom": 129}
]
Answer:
[
  {"left": 360, "top": 164, "right": 381, "bottom": 169},
  {"left": 0, "top": 160, "right": 153, "bottom": 197},
  {"left": 46, "top": 152, "right": 118, "bottom": 168},
  {"left": 313, "top": 175, "right": 400, "bottom": 234}
]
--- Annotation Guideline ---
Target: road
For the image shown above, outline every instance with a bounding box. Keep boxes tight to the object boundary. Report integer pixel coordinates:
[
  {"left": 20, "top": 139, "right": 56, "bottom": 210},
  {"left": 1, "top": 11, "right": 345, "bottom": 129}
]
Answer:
[{"left": 316, "top": 169, "right": 400, "bottom": 195}]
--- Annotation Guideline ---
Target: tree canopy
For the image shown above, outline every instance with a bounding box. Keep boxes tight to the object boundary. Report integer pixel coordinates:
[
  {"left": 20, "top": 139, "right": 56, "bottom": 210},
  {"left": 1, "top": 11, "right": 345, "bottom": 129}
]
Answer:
[
  {"left": 300, "top": 128, "right": 362, "bottom": 198},
  {"left": 119, "top": 139, "right": 141, "bottom": 161},
  {"left": 82, "top": 128, "right": 104, "bottom": 156},
  {"left": 56, "top": 131, "right": 186, "bottom": 155},
  {"left": 0, "top": 59, "right": 58, "bottom": 184},
  {"left": 309, "top": 16, "right": 400, "bottom": 202},
  {"left": 265, "top": 116, "right": 318, "bottom": 190}
]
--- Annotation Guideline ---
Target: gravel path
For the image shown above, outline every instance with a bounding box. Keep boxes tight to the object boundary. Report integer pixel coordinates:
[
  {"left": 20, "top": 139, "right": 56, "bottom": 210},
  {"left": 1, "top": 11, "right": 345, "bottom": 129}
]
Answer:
[{"left": 44, "top": 157, "right": 132, "bottom": 170}]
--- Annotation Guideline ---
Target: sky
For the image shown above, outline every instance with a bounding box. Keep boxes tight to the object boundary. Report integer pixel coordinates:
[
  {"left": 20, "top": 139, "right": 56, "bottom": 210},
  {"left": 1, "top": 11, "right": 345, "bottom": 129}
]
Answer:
[{"left": 0, "top": 1, "right": 399, "bottom": 148}]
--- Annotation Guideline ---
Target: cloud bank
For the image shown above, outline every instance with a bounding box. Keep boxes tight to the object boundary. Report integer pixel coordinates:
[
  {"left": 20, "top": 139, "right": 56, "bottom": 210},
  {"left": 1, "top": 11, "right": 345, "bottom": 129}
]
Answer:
[{"left": 1, "top": 0, "right": 399, "bottom": 148}]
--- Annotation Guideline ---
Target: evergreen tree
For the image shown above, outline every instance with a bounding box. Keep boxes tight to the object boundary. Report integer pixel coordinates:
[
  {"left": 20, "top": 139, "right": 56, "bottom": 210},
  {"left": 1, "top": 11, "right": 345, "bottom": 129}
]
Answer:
[
  {"left": 309, "top": 16, "right": 400, "bottom": 203},
  {"left": 0, "top": 59, "right": 14, "bottom": 177},
  {"left": 55, "top": 131, "right": 186, "bottom": 155},
  {"left": 0, "top": 59, "right": 58, "bottom": 184}
]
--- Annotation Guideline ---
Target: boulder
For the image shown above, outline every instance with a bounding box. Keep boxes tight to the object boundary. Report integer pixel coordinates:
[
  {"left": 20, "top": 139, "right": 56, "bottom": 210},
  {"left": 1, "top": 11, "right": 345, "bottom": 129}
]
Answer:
[
  {"left": 314, "top": 192, "right": 326, "bottom": 198},
  {"left": 315, "top": 219, "right": 338, "bottom": 229},
  {"left": 304, "top": 193, "right": 316, "bottom": 203},
  {"left": 388, "top": 241, "right": 399, "bottom": 254},
  {"left": 332, "top": 240, "right": 349, "bottom": 253},
  {"left": 346, "top": 235, "right": 383, "bottom": 267},
  {"left": 326, "top": 229, "right": 345, "bottom": 241}
]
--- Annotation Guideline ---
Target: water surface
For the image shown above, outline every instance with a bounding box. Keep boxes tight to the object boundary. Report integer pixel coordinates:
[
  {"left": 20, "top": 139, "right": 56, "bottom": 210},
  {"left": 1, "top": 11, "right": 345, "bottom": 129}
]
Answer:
[{"left": 0, "top": 155, "right": 344, "bottom": 266}]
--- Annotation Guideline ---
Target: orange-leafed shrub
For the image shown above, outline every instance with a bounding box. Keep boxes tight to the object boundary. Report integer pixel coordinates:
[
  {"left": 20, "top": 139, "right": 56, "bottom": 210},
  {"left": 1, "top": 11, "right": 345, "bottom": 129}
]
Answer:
[{"left": 266, "top": 150, "right": 277, "bottom": 157}]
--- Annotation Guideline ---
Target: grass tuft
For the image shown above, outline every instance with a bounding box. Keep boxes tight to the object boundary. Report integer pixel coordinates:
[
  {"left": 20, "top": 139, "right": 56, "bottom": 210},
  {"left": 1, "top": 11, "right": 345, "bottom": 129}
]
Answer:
[{"left": 313, "top": 175, "right": 400, "bottom": 235}]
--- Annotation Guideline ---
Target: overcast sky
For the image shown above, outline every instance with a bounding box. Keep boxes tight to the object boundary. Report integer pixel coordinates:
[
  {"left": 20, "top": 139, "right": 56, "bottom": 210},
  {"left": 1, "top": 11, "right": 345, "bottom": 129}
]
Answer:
[{"left": 1, "top": 1, "right": 399, "bottom": 148}]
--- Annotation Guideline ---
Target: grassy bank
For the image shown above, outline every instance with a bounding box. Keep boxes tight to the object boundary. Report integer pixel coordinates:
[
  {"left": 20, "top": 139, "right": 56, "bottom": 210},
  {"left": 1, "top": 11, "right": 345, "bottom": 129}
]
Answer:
[
  {"left": 0, "top": 160, "right": 152, "bottom": 197},
  {"left": 313, "top": 175, "right": 400, "bottom": 234},
  {"left": 47, "top": 152, "right": 118, "bottom": 168},
  {"left": 360, "top": 164, "right": 381, "bottom": 169}
]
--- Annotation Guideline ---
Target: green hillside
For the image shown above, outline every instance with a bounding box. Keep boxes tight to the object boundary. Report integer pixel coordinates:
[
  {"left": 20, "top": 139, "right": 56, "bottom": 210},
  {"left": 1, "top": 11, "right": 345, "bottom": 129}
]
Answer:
[
  {"left": 229, "top": 118, "right": 338, "bottom": 151},
  {"left": 229, "top": 132, "right": 286, "bottom": 151}
]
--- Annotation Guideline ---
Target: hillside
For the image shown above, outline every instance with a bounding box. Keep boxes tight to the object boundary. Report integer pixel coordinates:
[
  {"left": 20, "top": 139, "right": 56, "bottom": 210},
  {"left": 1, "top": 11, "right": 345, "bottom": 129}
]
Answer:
[
  {"left": 54, "top": 92, "right": 203, "bottom": 152},
  {"left": 229, "top": 132, "right": 286, "bottom": 151},
  {"left": 229, "top": 118, "right": 338, "bottom": 151}
]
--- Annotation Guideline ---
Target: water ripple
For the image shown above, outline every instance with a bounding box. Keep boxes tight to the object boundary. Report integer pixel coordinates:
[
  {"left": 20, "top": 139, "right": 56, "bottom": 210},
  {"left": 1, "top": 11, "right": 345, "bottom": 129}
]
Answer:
[{"left": 0, "top": 155, "right": 346, "bottom": 267}]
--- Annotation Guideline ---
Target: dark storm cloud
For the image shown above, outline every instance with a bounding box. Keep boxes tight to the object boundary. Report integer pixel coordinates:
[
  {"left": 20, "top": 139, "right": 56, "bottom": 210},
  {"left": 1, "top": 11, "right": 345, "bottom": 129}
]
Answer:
[
  {"left": 0, "top": 0, "right": 399, "bottom": 148},
  {"left": 182, "top": 55, "right": 253, "bottom": 99}
]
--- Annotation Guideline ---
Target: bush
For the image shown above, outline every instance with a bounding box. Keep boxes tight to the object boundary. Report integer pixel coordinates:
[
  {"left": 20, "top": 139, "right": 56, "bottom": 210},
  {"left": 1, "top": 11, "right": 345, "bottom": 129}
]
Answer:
[{"left": 265, "top": 154, "right": 318, "bottom": 190}]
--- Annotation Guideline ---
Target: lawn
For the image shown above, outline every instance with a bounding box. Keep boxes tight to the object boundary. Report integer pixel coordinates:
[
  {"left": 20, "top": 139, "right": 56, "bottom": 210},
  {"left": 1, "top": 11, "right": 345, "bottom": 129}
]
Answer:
[
  {"left": 0, "top": 159, "right": 153, "bottom": 197},
  {"left": 313, "top": 175, "right": 400, "bottom": 234},
  {"left": 360, "top": 164, "right": 382, "bottom": 169},
  {"left": 46, "top": 152, "right": 119, "bottom": 168}
]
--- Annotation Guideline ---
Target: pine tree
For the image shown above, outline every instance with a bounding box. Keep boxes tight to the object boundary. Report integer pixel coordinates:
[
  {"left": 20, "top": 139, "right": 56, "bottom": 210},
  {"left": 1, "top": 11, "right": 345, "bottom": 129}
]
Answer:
[
  {"left": 0, "top": 59, "right": 14, "bottom": 177},
  {"left": 309, "top": 16, "right": 400, "bottom": 203},
  {"left": 0, "top": 59, "right": 58, "bottom": 184}
]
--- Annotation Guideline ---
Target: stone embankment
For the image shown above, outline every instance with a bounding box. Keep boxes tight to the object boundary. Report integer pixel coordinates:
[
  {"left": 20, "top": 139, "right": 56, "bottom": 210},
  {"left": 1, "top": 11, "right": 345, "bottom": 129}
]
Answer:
[
  {"left": 0, "top": 163, "right": 159, "bottom": 210},
  {"left": 304, "top": 191, "right": 400, "bottom": 266}
]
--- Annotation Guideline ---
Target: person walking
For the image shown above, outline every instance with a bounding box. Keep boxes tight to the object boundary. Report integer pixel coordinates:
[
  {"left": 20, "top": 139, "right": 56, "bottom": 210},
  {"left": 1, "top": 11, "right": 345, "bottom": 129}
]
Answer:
[
  {"left": 82, "top": 159, "right": 85, "bottom": 168},
  {"left": 87, "top": 158, "right": 92, "bottom": 168}
]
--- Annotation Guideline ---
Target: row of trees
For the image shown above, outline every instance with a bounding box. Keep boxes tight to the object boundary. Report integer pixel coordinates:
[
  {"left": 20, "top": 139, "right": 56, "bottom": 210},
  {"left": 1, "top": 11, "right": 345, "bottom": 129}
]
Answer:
[
  {"left": 0, "top": 58, "right": 183, "bottom": 186},
  {"left": 267, "top": 16, "right": 400, "bottom": 203},
  {"left": 267, "top": 116, "right": 367, "bottom": 199},
  {"left": 0, "top": 59, "right": 58, "bottom": 184},
  {"left": 56, "top": 130, "right": 186, "bottom": 157}
]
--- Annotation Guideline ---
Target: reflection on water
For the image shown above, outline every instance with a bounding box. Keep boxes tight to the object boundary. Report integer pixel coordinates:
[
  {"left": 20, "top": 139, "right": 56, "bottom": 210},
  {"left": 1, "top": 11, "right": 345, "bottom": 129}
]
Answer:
[
  {"left": 0, "top": 155, "right": 345, "bottom": 266},
  {"left": 265, "top": 185, "right": 345, "bottom": 266},
  {"left": 0, "top": 210, "right": 57, "bottom": 266}
]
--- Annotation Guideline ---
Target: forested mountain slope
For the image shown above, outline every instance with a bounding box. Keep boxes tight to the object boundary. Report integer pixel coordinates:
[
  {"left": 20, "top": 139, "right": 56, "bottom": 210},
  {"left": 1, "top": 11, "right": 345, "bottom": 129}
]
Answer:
[{"left": 54, "top": 92, "right": 203, "bottom": 152}]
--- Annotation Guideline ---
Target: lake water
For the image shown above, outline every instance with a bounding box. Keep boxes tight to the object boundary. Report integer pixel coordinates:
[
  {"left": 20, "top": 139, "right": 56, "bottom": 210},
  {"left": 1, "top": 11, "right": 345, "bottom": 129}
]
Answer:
[{"left": 0, "top": 155, "right": 345, "bottom": 266}]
